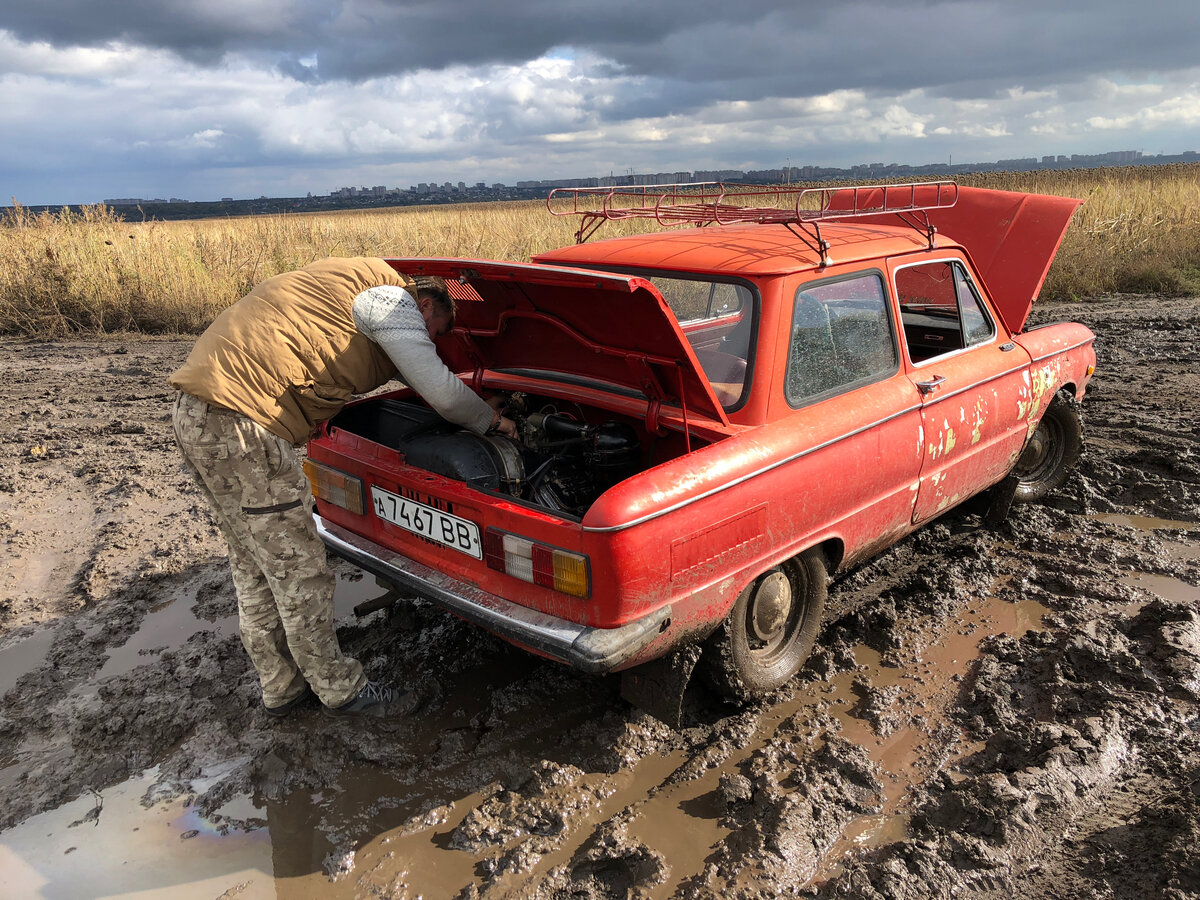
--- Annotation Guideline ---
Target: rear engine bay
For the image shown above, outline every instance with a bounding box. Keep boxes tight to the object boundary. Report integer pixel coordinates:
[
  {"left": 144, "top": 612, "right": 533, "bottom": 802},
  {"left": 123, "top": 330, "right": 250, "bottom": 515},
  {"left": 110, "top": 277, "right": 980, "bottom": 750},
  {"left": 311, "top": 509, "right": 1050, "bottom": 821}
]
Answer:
[{"left": 327, "top": 391, "right": 702, "bottom": 518}]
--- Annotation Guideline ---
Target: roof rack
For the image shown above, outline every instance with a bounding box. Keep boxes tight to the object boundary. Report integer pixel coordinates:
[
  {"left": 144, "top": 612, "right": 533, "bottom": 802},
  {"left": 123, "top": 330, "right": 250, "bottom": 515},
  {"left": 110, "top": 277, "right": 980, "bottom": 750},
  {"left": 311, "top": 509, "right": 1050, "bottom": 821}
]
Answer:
[{"left": 547, "top": 180, "right": 959, "bottom": 263}]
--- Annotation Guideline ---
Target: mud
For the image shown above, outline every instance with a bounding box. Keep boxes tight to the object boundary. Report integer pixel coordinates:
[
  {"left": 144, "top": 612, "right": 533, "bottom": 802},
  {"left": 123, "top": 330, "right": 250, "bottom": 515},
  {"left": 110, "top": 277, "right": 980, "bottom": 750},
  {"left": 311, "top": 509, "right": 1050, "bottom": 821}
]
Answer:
[{"left": 0, "top": 294, "right": 1198, "bottom": 899}]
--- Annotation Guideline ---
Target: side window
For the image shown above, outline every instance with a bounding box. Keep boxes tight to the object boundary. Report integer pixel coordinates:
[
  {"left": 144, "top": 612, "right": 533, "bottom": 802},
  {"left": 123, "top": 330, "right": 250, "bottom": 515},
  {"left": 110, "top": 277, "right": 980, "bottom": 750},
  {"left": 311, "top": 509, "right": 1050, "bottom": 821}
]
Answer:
[
  {"left": 956, "top": 266, "right": 995, "bottom": 346},
  {"left": 786, "top": 273, "right": 897, "bottom": 407},
  {"left": 896, "top": 260, "right": 995, "bottom": 363}
]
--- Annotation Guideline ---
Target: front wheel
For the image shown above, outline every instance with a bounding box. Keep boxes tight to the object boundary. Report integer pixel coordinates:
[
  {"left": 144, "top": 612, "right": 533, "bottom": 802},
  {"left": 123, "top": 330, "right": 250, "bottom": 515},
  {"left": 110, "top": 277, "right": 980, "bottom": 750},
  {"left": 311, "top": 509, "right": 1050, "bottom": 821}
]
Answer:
[
  {"left": 700, "top": 549, "right": 827, "bottom": 701},
  {"left": 1013, "top": 392, "right": 1083, "bottom": 503}
]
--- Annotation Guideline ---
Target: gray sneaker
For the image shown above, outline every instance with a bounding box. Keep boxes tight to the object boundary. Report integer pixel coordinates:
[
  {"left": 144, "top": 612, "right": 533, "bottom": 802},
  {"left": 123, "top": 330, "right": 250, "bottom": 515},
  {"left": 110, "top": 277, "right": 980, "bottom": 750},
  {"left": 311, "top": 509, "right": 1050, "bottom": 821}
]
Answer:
[{"left": 322, "top": 680, "right": 416, "bottom": 718}]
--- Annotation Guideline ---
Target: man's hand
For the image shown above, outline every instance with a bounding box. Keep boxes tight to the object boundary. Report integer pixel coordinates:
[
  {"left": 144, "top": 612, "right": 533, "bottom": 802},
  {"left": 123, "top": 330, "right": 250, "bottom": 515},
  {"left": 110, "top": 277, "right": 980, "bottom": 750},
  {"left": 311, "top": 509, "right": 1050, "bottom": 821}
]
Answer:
[
  {"left": 495, "top": 416, "right": 518, "bottom": 439},
  {"left": 486, "top": 408, "right": 519, "bottom": 440}
]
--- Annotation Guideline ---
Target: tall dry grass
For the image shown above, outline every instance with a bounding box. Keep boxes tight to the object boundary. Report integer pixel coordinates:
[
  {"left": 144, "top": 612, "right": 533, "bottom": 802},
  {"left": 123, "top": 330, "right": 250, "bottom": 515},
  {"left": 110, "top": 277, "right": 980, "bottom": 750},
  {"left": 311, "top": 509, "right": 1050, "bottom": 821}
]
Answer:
[
  {"left": 3, "top": 164, "right": 1198, "bottom": 336},
  {"left": 957, "top": 165, "right": 1200, "bottom": 298}
]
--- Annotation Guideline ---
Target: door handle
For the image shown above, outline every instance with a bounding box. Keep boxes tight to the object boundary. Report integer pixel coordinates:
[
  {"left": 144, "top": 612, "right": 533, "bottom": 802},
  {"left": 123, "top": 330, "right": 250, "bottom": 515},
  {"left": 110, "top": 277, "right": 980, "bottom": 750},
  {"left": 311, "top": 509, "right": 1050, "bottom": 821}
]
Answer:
[{"left": 916, "top": 375, "right": 946, "bottom": 395}]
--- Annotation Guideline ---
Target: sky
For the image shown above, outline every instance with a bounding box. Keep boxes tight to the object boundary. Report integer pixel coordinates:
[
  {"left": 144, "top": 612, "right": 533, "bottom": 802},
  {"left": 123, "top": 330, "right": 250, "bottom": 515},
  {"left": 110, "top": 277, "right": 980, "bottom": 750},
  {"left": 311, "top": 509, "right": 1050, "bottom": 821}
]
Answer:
[{"left": 2, "top": 1, "right": 1199, "bottom": 205}]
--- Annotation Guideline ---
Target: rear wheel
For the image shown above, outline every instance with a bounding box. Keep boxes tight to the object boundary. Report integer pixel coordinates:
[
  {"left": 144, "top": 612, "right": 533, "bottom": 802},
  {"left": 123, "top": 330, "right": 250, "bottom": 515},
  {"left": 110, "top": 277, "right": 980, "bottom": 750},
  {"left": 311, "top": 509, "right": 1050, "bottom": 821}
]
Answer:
[
  {"left": 1013, "top": 392, "right": 1083, "bottom": 503},
  {"left": 701, "top": 549, "right": 827, "bottom": 701}
]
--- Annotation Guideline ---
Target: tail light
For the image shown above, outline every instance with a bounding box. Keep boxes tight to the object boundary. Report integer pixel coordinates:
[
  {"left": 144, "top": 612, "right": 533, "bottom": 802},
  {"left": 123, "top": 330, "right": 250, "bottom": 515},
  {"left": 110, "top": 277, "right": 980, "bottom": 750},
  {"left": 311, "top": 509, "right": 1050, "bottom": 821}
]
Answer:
[
  {"left": 483, "top": 529, "right": 590, "bottom": 598},
  {"left": 302, "top": 459, "right": 366, "bottom": 515}
]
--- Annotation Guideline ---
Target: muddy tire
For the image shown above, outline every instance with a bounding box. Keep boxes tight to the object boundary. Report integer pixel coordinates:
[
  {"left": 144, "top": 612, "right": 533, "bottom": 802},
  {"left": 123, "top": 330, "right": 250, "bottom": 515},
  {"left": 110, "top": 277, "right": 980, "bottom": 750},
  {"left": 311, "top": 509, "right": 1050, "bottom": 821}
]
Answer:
[
  {"left": 700, "top": 549, "right": 827, "bottom": 702},
  {"left": 1013, "top": 392, "right": 1083, "bottom": 503}
]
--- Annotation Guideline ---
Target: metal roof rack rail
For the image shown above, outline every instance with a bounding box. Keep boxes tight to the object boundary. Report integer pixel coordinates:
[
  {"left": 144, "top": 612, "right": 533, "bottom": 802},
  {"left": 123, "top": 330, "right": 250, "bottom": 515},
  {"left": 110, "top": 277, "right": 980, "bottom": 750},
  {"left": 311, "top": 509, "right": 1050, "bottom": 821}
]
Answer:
[{"left": 547, "top": 180, "right": 959, "bottom": 264}]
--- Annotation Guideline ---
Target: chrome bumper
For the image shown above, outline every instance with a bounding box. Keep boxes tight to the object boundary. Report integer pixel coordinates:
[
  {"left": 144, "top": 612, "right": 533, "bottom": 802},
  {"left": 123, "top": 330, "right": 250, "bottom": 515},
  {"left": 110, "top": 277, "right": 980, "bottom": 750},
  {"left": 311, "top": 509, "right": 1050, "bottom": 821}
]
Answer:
[{"left": 315, "top": 516, "right": 671, "bottom": 674}]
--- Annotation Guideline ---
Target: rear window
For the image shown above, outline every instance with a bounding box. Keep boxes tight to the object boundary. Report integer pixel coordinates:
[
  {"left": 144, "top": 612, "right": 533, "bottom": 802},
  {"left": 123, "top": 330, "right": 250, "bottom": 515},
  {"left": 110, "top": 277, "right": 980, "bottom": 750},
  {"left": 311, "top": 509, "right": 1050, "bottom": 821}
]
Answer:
[{"left": 786, "top": 272, "right": 898, "bottom": 407}]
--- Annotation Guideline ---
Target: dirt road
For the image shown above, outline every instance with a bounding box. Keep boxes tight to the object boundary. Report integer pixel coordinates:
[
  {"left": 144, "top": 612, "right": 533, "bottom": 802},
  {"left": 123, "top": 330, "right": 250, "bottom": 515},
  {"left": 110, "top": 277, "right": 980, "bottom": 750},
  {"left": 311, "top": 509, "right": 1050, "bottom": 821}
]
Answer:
[{"left": 0, "top": 294, "right": 1197, "bottom": 899}]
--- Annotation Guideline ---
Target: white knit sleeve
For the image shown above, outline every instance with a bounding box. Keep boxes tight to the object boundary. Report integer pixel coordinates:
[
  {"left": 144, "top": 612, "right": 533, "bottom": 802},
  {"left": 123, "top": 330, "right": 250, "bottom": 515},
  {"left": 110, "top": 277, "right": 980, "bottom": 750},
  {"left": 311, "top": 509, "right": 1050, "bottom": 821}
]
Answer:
[{"left": 353, "top": 286, "right": 494, "bottom": 434}]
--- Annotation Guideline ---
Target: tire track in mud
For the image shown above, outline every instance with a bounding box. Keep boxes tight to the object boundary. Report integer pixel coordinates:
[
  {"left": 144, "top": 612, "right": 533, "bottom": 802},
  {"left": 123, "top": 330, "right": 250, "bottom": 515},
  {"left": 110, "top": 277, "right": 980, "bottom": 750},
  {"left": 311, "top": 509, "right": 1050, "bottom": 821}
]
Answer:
[{"left": 0, "top": 296, "right": 1199, "bottom": 898}]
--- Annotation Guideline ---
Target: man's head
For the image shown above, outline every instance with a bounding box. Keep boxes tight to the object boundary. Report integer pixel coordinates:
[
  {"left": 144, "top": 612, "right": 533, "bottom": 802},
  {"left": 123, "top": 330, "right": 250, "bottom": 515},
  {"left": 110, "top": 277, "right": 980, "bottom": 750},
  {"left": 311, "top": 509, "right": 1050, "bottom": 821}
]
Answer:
[{"left": 413, "top": 276, "right": 455, "bottom": 339}]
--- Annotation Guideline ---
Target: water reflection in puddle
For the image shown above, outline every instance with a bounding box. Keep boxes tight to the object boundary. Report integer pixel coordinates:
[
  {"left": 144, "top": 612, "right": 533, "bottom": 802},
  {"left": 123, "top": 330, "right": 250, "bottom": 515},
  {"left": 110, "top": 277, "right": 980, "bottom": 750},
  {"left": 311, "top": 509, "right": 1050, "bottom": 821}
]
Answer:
[
  {"left": 0, "top": 768, "right": 273, "bottom": 899},
  {"left": 96, "top": 600, "right": 238, "bottom": 681}
]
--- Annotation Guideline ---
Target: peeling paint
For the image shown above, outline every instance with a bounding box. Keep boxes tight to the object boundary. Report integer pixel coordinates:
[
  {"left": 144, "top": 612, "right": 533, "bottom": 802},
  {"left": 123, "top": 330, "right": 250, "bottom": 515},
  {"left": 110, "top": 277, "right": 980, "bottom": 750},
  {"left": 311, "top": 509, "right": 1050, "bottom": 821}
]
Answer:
[
  {"left": 1025, "top": 359, "right": 1064, "bottom": 437},
  {"left": 969, "top": 398, "right": 987, "bottom": 445}
]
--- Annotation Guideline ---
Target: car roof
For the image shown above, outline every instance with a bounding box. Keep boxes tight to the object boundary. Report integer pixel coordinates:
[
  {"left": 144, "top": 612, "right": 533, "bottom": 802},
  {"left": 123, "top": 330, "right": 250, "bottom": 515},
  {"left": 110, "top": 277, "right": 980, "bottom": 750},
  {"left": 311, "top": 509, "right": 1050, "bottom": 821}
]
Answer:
[{"left": 534, "top": 220, "right": 939, "bottom": 277}]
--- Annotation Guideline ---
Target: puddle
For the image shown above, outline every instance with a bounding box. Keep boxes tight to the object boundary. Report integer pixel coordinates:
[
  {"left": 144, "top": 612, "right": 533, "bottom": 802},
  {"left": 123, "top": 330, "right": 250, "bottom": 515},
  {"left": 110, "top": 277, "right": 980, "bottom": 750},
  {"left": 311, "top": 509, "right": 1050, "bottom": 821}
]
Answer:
[
  {"left": 1163, "top": 537, "right": 1200, "bottom": 566},
  {"left": 0, "top": 768, "right": 273, "bottom": 900},
  {"left": 1121, "top": 571, "right": 1200, "bottom": 605},
  {"left": 1091, "top": 513, "right": 1197, "bottom": 532},
  {"left": 94, "top": 566, "right": 383, "bottom": 683},
  {"left": 0, "top": 628, "right": 58, "bottom": 697},
  {"left": 329, "top": 565, "right": 395, "bottom": 619},
  {"left": 96, "top": 599, "right": 238, "bottom": 681},
  {"left": 576, "top": 593, "right": 1050, "bottom": 898},
  {"left": 811, "top": 594, "right": 1049, "bottom": 886}
]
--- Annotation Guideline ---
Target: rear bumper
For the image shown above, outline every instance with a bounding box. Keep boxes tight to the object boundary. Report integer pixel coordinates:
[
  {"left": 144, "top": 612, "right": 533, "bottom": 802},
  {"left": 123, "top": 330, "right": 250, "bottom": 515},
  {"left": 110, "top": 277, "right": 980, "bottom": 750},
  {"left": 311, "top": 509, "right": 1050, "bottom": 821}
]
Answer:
[{"left": 315, "top": 515, "right": 671, "bottom": 674}]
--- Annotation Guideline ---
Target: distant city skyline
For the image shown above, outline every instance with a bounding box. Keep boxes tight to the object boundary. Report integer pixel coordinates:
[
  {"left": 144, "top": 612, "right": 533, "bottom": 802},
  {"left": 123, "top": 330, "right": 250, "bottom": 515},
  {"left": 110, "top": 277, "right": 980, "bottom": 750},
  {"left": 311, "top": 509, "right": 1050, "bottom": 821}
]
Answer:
[
  {"left": 4, "top": 2, "right": 1199, "bottom": 206},
  {"left": 85, "top": 147, "right": 1196, "bottom": 210}
]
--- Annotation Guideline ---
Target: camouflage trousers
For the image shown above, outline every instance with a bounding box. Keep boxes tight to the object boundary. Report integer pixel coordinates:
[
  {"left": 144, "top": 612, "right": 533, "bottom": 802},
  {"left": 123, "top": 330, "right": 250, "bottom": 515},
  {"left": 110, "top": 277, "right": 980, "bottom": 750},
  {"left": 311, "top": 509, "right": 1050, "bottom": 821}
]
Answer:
[{"left": 171, "top": 391, "right": 364, "bottom": 708}]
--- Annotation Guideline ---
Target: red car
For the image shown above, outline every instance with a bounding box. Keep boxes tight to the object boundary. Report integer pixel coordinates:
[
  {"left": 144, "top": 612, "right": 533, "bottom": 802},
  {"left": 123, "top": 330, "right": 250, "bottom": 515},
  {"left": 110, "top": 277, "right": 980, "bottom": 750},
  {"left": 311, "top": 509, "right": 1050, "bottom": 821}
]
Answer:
[{"left": 304, "top": 182, "right": 1095, "bottom": 720}]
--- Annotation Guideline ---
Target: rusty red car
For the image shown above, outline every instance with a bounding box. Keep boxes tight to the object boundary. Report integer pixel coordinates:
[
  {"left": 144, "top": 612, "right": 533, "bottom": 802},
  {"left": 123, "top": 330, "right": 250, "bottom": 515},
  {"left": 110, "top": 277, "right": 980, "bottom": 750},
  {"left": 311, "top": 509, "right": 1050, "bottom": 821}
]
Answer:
[{"left": 303, "top": 182, "right": 1095, "bottom": 721}]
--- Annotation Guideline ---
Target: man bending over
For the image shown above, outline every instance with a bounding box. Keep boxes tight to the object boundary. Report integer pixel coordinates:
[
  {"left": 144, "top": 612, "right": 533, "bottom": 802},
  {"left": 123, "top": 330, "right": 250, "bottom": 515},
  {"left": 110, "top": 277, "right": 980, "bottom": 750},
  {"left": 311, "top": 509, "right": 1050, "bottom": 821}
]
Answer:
[{"left": 169, "top": 257, "right": 515, "bottom": 718}]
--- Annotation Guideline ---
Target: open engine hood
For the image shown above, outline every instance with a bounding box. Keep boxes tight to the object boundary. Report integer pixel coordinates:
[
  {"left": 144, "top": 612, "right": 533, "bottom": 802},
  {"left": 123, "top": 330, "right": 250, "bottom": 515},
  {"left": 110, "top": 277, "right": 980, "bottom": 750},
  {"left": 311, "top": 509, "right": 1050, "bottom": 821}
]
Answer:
[
  {"left": 844, "top": 185, "right": 1081, "bottom": 334},
  {"left": 384, "top": 258, "right": 729, "bottom": 426},
  {"left": 925, "top": 187, "right": 1081, "bottom": 334}
]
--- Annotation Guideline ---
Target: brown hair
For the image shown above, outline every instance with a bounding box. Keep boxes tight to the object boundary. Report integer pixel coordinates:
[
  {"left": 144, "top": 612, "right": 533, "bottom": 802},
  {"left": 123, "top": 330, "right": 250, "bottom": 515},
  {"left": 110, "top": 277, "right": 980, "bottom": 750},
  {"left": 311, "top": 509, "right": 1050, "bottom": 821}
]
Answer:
[{"left": 413, "top": 275, "right": 455, "bottom": 326}]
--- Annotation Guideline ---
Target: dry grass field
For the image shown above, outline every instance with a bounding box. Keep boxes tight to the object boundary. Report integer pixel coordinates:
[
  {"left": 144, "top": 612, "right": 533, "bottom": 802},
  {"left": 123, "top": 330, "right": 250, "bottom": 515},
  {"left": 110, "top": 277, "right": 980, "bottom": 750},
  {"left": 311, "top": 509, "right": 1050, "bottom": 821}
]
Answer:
[{"left": 2, "top": 164, "right": 1198, "bottom": 336}]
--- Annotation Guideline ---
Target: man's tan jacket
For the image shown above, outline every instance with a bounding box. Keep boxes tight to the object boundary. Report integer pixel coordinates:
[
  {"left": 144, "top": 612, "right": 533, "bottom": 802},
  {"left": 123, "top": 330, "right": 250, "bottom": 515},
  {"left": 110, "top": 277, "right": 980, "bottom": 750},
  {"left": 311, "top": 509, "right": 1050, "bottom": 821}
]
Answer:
[{"left": 169, "top": 257, "right": 409, "bottom": 444}]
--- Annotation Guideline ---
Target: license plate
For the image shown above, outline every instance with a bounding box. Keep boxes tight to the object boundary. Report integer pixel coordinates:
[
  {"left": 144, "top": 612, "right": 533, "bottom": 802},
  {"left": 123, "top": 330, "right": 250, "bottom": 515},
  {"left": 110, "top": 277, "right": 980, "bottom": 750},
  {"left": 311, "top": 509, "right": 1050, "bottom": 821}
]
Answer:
[{"left": 370, "top": 487, "right": 482, "bottom": 559}]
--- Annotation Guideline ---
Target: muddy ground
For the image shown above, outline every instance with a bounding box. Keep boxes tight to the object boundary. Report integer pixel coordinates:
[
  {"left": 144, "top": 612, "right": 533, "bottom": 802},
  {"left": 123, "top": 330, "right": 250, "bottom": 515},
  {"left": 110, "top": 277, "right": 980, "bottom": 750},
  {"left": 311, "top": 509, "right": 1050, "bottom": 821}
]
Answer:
[{"left": 0, "top": 294, "right": 1197, "bottom": 899}]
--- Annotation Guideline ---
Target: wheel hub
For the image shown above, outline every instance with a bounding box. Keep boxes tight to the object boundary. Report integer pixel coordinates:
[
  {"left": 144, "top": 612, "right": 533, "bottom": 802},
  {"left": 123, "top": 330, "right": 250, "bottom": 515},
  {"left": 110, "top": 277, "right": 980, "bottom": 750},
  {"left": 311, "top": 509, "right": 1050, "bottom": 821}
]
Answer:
[
  {"left": 1016, "top": 418, "right": 1060, "bottom": 480},
  {"left": 1024, "top": 424, "right": 1049, "bottom": 464},
  {"left": 750, "top": 572, "right": 792, "bottom": 642}
]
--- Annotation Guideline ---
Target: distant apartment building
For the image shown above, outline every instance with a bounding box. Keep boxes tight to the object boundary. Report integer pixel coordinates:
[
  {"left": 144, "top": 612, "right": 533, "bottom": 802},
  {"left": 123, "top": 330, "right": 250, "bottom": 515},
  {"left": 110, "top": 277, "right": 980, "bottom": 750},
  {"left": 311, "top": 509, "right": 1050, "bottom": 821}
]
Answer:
[{"left": 693, "top": 170, "right": 745, "bottom": 182}]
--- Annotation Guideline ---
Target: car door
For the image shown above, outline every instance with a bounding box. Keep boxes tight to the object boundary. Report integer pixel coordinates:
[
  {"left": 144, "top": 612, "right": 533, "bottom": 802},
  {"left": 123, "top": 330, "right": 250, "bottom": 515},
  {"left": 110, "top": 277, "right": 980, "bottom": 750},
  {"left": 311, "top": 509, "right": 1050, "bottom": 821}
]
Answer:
[
  {"left": 772, "top": 270, "right": 925, "bottom": 560},
  {"left": 894, "top": 256, "right": 1033, "bottom": 523}
]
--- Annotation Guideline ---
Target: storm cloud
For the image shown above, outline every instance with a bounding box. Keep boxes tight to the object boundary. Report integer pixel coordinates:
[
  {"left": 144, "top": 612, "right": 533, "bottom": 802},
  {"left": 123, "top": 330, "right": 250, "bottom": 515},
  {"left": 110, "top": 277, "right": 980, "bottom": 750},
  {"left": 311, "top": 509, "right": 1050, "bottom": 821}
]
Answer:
[{"left": 3, "top": 0, "right": 1198, "bottom": 203}]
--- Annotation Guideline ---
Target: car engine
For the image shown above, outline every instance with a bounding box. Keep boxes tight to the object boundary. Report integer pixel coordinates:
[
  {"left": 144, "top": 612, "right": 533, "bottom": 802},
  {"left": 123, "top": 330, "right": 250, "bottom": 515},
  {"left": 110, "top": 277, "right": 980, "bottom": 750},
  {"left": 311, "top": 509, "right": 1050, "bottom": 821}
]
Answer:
[{"left": 336, "top": 392, "right": 642, "bottom": 518}]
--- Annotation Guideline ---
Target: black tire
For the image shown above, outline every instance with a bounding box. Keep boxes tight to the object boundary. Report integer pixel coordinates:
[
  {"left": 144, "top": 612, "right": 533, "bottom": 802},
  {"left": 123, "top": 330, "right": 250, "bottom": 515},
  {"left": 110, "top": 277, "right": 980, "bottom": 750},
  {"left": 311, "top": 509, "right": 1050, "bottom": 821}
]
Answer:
[
  {"left": 700, "top": 549, "right": 827, "bottom": 701},
  {"left": 1013, "top": 391, "right": 1083, "bottom": 503}
]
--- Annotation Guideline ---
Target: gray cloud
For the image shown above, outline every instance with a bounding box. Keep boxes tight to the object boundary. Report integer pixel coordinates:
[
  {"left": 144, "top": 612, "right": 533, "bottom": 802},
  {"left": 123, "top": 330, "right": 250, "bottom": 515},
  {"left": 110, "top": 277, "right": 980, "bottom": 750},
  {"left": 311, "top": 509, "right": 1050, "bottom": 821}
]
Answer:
[
  {"left": 2, "top": 0, "right": 1198, "bottom": 205},
  {"left": 5, "top": 1, "right": 1198, "bottom": 100}
]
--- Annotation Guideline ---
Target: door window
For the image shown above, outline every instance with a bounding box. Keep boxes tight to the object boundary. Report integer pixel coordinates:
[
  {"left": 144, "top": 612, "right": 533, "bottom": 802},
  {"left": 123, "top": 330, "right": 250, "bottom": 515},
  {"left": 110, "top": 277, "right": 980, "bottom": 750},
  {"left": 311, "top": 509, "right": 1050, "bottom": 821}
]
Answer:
[{"left": 895, "top": 260, "right": 995, "bottom": 363}]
